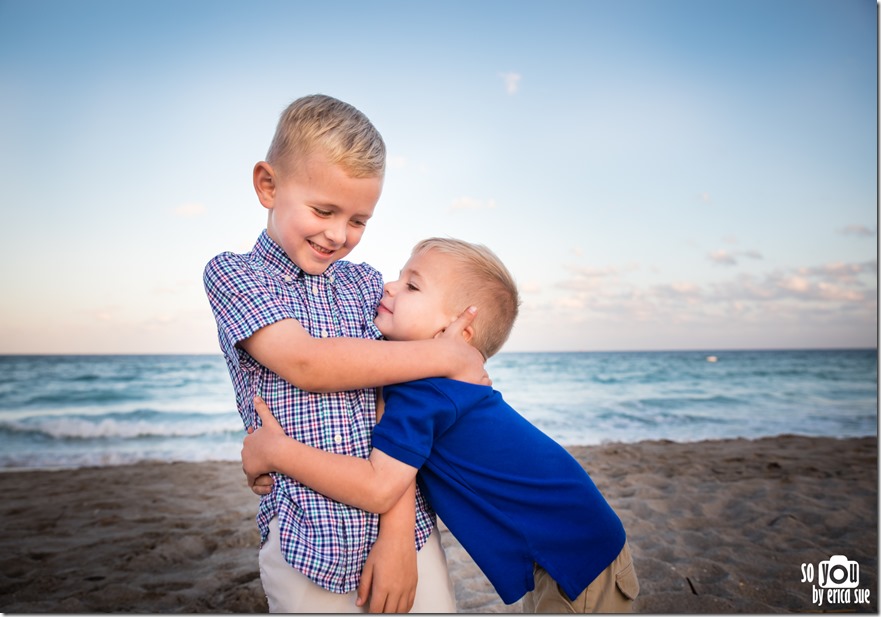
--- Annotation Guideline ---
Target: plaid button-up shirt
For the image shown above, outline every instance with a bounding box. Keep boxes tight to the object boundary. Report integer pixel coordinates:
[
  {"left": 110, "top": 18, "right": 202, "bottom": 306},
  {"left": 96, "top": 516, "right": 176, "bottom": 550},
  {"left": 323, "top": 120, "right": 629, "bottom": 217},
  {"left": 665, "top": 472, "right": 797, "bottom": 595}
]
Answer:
[{"left": 204, "top": 230, "right": 435, "bottom": 593}]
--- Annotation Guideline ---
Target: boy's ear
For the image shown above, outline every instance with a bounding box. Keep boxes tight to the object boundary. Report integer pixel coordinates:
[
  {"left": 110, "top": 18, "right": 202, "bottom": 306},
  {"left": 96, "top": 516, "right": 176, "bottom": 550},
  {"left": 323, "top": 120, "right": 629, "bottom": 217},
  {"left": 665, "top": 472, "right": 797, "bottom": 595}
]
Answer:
[
  {"left": 253, "top": 161, "right": 276, "bottom": 209},
  {"left": 462, "top": 325, "right": 475, "bottom": 344},
  {"left": 432, "top": 323, "right": 475, "bottom": 343}
]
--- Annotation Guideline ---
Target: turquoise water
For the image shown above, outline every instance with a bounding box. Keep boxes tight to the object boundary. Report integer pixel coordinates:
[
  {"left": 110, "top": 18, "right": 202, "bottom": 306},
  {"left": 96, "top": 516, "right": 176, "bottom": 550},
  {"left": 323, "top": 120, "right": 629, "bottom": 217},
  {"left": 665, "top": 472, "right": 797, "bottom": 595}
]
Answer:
[{"left": 0, "top": 350, "right": 875, "bottom": 469}]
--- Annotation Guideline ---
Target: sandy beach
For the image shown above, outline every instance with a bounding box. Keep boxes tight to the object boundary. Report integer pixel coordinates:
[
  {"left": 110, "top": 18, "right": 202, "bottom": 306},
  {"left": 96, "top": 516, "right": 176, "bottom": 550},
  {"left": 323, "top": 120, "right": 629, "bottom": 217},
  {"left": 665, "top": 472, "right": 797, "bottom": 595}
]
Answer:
[{"left": 0, "top": 435, "right": 876, "bottom": 613}]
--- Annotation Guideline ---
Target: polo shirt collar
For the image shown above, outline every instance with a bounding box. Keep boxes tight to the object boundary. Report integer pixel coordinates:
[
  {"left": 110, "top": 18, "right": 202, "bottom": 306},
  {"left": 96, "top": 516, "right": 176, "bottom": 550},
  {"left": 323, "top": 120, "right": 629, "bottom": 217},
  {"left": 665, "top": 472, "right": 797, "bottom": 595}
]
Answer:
[{"left": 253, "top": 230, "right": 338, "bottom": 280}]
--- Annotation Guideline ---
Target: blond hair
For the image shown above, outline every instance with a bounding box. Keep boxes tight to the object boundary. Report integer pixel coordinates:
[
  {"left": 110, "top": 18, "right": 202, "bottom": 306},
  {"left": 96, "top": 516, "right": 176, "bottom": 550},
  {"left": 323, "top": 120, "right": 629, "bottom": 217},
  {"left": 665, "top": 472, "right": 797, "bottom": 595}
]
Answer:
[
  {"left": 266, "top": 94, "right": 386, "bottom": 179},
  {"left": 412, "top": 238, "right": 520, "bottom": 359}
]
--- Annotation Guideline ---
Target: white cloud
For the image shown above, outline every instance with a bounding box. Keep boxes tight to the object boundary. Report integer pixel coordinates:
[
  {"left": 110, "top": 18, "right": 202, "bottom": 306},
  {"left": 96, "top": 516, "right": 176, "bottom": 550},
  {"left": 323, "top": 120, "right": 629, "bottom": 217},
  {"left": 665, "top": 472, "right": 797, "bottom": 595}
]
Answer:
[
  {"left": 796, "top": 261, "right": 877, "bottom": 283},
  {"left": 708, "top": 250, "right": 737, "bottom": 266},
  {"left": 660, "top": 281, "right": 702, "bottom": 298},
  {"left": 838, "top": 225, "right": 876, "bottom": 238},
  {"left": 713, "top": 260, "right": 876, "bottom": 303},
  {"left": 708, "top": 248, "right": 763, "bottom": 266},
  {"left": 499, "top": 71, "right": 522, "bottom": 95},
  {"left": 778, "top": 275, "right": 811, "bottom": 294},
  {"left": 558, "top": 264, "right": 624, "bottom": 287},
  {"left": 547, "top": 259, "right": 876, "bottom": 329}
]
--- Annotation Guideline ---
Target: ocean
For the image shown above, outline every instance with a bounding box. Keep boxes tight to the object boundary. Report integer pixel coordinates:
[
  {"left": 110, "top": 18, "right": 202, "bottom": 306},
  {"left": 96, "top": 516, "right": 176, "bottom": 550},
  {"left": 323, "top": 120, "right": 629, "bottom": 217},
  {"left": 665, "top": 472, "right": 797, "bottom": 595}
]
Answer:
[{"left": 0, "top": 349, "right": 876, "bottom": 470}]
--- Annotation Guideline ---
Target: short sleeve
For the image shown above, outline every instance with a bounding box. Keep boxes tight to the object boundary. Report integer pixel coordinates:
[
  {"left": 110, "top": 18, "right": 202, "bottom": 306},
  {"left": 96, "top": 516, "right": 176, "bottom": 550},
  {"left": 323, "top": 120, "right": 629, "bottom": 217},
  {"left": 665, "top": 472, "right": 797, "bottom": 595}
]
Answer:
[
  {"left": 203, "top": 253, "right": 297, "bottom": 362},
  {"left": 371, "top": 380, "right": 458, "bottom": 469}
]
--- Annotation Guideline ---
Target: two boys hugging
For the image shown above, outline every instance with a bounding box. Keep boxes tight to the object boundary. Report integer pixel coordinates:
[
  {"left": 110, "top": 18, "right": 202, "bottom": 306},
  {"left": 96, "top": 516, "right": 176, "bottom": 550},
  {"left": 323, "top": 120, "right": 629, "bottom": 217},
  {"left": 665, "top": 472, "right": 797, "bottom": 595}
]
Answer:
[{"left": 205, "top": 94, "right": 637, "bottom": 614}]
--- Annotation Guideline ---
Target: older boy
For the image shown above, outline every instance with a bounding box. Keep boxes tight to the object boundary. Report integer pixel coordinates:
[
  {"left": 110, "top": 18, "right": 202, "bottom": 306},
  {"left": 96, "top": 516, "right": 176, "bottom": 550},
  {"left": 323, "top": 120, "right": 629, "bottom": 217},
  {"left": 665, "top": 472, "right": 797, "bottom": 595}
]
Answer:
[
  {"left": 241, "top": 238, "right": 640, "bottom": 613},
  {"left": 204, "top": 96, "right": 486, "bottom": 613}
]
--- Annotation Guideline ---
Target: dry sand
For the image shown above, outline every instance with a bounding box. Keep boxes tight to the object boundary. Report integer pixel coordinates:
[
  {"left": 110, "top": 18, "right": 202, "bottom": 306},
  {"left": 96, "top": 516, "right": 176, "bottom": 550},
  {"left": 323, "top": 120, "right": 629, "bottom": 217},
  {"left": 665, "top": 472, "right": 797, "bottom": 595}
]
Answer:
[{"left": 0, "top": 435, "right": 876, "bottom": 613}]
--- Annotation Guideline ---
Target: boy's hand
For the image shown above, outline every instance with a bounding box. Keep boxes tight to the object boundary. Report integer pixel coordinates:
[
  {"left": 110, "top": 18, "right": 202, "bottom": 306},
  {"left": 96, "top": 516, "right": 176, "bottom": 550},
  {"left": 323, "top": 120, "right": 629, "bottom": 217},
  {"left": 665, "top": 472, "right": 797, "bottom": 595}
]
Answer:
[
  {"left": 241, "top": 396, "right": 286, "bottom": 489},
  {"left": 437, "top": 306, "right": 492, "bottom": 386},
  {"left": 357, "top": 530, "right": 418, "bottom": 613},
  {"left": 249, "top": 472, "right": 274, "bottom": 495}
]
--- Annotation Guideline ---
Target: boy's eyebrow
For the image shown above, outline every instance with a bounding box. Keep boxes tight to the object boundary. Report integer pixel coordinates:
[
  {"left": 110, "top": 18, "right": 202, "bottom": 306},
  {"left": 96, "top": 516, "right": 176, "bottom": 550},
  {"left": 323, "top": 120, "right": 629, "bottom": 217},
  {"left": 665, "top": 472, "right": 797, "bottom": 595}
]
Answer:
[
  {"left": 400, "top": 267, "right": 423, "bottom": 280},
  {"left": 309, "top": 201, "right": 373, "bottom": 219}
]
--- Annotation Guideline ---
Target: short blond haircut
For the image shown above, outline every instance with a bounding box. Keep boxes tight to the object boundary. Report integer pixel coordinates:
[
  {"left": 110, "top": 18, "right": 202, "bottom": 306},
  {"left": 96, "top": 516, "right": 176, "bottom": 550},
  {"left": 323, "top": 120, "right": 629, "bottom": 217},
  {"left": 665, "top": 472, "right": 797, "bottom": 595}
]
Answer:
[
  {"left": 266, "top": 94, "right": 386, "bottom": 179},
  {"left": 412, "top": 238, "right": 520, "bottom": 359}
]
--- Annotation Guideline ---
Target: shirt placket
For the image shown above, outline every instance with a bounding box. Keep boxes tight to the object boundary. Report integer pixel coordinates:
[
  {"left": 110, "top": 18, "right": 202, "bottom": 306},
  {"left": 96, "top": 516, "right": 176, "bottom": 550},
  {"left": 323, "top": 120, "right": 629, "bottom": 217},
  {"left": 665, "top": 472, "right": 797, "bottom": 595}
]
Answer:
[
  {"left": 233, "top": 237, "right": 390, "bottom": 591},
  {"left": 305, "top": 274, "right": 345, "bottom": 448},
  {"left": 302, "top": 272, "right": 357, "bottom": 581}
]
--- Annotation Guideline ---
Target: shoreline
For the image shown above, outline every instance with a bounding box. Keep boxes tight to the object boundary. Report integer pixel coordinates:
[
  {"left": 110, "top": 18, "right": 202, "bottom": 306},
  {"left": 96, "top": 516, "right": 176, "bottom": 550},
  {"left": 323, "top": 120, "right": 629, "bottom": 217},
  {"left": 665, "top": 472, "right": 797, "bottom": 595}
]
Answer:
[
  {"left": 0, "top": 435, "right": 876, "bottom": 613},
  {"left": 1, "top": 431, "right": 874, "bottom": 475}
]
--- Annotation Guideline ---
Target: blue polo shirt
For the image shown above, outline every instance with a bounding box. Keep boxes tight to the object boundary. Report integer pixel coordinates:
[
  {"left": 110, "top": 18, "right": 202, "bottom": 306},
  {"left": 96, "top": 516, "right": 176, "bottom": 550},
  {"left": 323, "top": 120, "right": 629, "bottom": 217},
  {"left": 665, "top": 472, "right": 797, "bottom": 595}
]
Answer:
[{"left": 372, "top": 377, "right": 626, "bottom": 605}]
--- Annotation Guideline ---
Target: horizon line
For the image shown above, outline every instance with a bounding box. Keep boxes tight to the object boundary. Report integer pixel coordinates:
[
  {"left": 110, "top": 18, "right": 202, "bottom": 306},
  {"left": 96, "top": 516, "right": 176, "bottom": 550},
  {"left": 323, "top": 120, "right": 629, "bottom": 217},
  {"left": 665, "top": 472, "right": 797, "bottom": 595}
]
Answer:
[{"left": 0, "top": 346, "right": 876, "bottom": 357}]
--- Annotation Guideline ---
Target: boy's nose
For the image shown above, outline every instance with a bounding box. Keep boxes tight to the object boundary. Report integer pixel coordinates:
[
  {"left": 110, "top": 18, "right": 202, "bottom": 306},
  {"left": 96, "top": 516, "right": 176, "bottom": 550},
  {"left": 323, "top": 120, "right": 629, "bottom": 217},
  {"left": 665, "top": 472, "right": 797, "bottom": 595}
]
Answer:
[
  {"left": 383, "top": 280, "right": 400, "bottom": 296},
  {"left": 325, "top": 220, "right": 348, "bottom": 245}
]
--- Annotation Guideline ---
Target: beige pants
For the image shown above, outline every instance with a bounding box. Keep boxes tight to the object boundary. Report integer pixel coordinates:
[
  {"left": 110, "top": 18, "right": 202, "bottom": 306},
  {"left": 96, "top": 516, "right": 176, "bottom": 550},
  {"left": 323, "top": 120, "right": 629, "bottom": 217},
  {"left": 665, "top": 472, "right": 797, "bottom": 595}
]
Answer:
[
  {"left": 259, "top": 517, "right": 457, "bottom": 613},
  {"left": 522, "top": 542, "right": 639, "bottom": 613}
]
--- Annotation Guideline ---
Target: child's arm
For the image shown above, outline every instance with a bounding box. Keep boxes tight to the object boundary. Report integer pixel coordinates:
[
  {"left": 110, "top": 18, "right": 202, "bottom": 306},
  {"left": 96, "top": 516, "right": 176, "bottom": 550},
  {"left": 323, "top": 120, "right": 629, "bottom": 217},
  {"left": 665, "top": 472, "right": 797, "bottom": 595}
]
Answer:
[
  {"left": 243, "top": 397, "right": 417, "bottom": 513},
  {"left": 240, "top": 307, "right": 487, "bottom": 392},
  {"left": 356, "top": 389, "right": 417, "bottom": 612},
  {"left": 245, "top": 396, "right": 422, "bottom": 611},
  {"left": 357, "top": 481, "right": 418, "bottom": 613}
]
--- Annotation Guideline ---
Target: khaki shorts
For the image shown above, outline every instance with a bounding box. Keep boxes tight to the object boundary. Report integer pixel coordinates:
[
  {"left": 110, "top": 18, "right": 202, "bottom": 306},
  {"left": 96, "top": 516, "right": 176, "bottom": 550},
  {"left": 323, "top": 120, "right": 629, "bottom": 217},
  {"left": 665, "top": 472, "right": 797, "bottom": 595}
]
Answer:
[
  {"left": 259, "top": 517, "right": 457, "bottom": 613},
  {"left": 522, "top": 541, "right": 639, "bottom": 613}
]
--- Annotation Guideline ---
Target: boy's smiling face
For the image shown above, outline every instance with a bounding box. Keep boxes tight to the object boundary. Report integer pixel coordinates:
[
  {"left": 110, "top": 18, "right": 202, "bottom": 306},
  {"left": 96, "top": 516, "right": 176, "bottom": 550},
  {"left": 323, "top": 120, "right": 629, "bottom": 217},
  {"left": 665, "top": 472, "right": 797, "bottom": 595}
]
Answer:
[
  {"left": 255, "top": 151, "right": 382, "bottom": 275},
  {"left": 375, "top": 250, "right": 459, "bottom": 342}
]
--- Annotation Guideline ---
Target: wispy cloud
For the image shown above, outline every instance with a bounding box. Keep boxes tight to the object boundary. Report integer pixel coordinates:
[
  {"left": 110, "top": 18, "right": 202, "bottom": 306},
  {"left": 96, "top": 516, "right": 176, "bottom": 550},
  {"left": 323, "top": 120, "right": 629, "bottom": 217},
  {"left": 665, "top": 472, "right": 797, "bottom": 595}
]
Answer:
[
  {"left": 707, "top": 261, "right": 876, "bottom": 305},
  {"left": 712, "top": 261, "right": 877, "bottom": 304},
  {"left": 558, "top": 264, "right": 633, "bottom": 292},
  {"left": 793, "top": 261, "right": 877, "bottom": 286},
  {"left": 549, "top": 259, "right": 876, "bottom": 325},
  {"left": 499, "top": 71, "right": 522, "bottom": 95},
  {"left": 838, "top": 224, "right": 876, "bottom": 238},
  {"left": 708, "top": 249, "right": 764, "bottom": 266},
  {"left": 708, "top": 250, "right": 737, "bottom": 266}
]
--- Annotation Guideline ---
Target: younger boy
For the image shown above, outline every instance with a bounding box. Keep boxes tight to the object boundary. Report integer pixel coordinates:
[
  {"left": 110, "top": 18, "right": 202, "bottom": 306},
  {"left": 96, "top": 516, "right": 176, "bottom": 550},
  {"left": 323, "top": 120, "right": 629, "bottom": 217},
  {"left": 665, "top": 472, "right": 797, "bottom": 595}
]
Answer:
[
  {"left": 241, "top": 238, "right": 640, "bottom": 612},
  {"left": 204, "top": 95, "right": 487, "bottom": 612}
]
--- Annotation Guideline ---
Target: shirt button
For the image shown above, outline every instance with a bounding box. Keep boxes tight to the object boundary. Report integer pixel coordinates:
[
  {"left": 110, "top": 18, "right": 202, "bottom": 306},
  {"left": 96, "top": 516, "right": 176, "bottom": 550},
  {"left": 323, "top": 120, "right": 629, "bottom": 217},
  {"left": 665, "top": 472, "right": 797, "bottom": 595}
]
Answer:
[
  {"left": 328, "top": 275, "right": 335, "bottom": 284},
  {"left": 312, "top": 284, "right": 319, "bottom": 294},
  {"left": 334, "top": 434, "right": 343, "bottom": 444},
  {"left": 321, "top": 330, "right": 329, "bottom": 338}
]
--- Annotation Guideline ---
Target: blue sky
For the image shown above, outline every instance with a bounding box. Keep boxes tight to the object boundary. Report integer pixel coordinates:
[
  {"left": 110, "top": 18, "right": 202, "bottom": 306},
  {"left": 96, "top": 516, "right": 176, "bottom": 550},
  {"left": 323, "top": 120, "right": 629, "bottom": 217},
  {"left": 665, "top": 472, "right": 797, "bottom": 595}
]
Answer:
[{"left": 0, "top": 0, "right": 876, "bottom": 354}]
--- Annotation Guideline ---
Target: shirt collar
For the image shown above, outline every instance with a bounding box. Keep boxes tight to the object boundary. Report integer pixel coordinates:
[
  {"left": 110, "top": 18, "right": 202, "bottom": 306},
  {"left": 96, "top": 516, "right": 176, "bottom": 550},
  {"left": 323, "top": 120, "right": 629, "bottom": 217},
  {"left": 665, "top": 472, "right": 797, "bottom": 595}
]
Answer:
[{"left": 253, "top": 230, "right": 338, "bottom": 280}]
